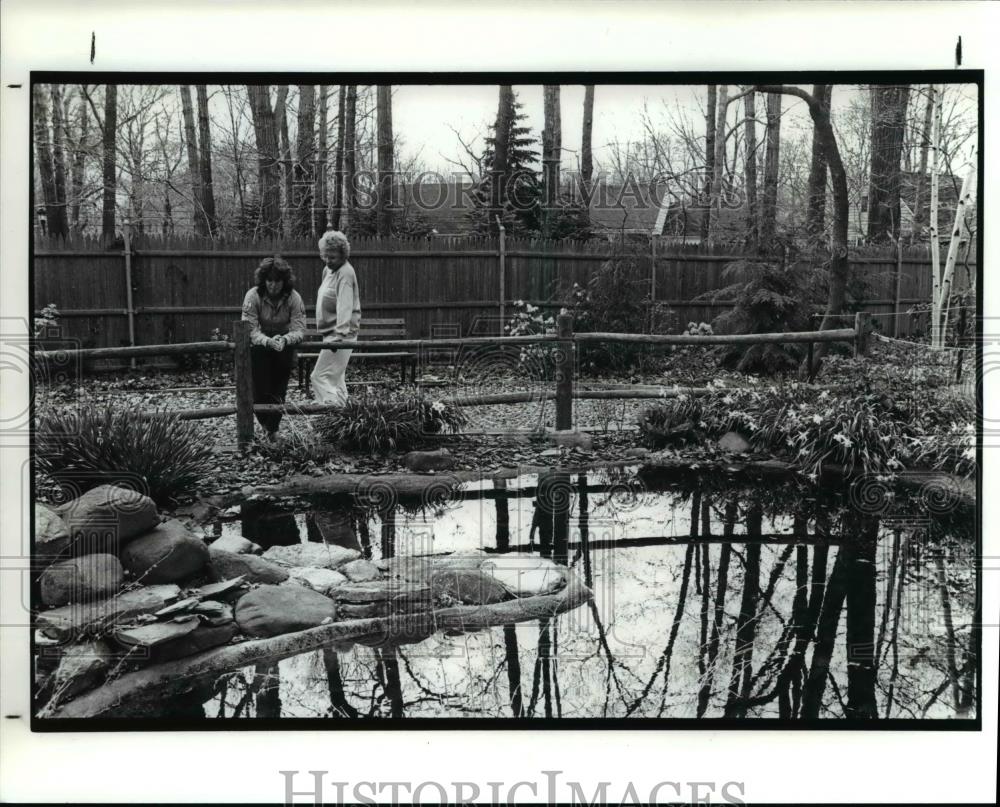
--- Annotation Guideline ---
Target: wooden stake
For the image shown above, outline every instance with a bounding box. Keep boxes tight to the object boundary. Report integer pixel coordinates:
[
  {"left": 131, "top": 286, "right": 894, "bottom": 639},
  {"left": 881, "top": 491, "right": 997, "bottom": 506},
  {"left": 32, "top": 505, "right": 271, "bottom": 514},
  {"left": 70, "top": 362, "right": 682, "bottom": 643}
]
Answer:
[
  {"left": 555, "top": 314, "right": 574, "bottom": 431},
  {"left": 233, "top": 320, "right": 254, "bottom": 450}
]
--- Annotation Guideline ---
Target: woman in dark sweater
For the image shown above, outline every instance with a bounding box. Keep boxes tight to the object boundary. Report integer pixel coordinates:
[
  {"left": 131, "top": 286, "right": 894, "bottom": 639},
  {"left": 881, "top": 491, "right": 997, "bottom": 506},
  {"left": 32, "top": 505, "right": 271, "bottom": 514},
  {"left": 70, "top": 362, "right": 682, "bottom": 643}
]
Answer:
[{"left": 241, "top": 256, "right": 307, "bottom": 439}]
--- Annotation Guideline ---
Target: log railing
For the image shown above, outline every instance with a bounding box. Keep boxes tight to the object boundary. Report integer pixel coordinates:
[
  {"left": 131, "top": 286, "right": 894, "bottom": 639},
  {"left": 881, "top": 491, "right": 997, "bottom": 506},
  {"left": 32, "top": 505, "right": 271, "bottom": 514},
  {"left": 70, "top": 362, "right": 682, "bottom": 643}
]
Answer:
[{"left": 35, "top": 316, "right": 862, "bottom": 450}]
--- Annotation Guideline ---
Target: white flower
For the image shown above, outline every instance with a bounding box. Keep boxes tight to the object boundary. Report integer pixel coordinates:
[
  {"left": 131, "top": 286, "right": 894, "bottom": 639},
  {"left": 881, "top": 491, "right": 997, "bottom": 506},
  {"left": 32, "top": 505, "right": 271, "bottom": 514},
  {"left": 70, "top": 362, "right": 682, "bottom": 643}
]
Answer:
[
  {"left": 833, "top": 432, "right": 853, "bottom": 448},
  {"left": 431, "top": 401, "right": 446, "bottom": 414},
  {"left": 819, "top": 390, "right": 830, "bottom": 400},
  {"left": 887, "top": 457, "right": 902, "bottom": 469},
  {"left": 812, "top": 414, "right": 823, "bottom": 425},
  {"left": 722, "top": 395, "right": 734, "bottom": 405}
]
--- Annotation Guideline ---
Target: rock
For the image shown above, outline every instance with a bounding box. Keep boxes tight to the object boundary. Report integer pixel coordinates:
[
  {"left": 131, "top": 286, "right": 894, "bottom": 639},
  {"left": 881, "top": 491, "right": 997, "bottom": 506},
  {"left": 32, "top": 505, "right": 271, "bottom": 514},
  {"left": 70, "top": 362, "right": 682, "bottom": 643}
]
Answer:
[
  {"left": 189, "top": 576, "right": 248, "bottom": 602},
  {"left": 623, "top": 447, "right": 651, "bottom": 459},
  {"left": 209, "top": 548, "right": 289, "bottom": 584},
  {"left": 35, "top": 584, "right": 182, "bottom": 641},
  {"left": 336, "top": 601, "right": 387, "bottom": 619},
  {"left": 35, "top": 504, "right": 72, "bottom": 561},
  {"left": 430, "top": 568, "right": 512, "bottom": 605},
  {"left": 56, "top": 484, "right": 159, "bottom": 553},
  {"left": 717, "top": 431, "right": 752, "bottom": 454},
  {"left": 262, "top": 542, "right": 359, "bottom": 570},
  {"left": 42, "top": 640, "right": 113, "bottom": 708},
  {"left": 116, "top": 618, "right": 236, "bottom": 663},
  {"left": 341, "top": 558, "right": 382, "bottom": 583},
  {"left": 209, "top": 534, "right": 261, "bottom": 555},
  {"left": 39, "top": 554, "right": 124, "bottom": 608},
  {"left": 235, "top": 585, "right": 338, "bottom": 638},
  {"left": 385, "top": 551, "right": 487, "bottom": 584},
  {"left": 480, "top": 556, "right": 567, "bottom": 598},
  {"left": 286, "top": 566, "right": 348, "bottom": 595},
  {"left": 120, "top": 520, "right": 210, "bottom": 584},
  {"left": 547, "top": 430, "right": 594, "bottom": 451},
  {"left": 539, "top": 448, "right": 561, "bottom": 458},
  {"left": 402, "top": 448, "right": 456, "bottom": 472},
  {"left": 192, "top": 600, "right": 234, "bottom": 626}
]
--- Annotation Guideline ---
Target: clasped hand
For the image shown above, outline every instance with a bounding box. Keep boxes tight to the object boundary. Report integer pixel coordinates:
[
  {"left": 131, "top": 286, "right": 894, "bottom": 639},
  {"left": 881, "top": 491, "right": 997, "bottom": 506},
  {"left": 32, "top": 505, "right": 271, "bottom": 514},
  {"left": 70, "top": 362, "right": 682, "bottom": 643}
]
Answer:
[{"left": 267, "top": 335, "right": 287, "bottom": 352}]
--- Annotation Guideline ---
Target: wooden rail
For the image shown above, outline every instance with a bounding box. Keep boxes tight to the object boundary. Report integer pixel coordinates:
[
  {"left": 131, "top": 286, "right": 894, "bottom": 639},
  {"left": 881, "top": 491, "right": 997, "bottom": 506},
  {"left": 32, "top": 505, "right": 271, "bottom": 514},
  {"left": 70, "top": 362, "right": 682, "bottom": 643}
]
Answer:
[{"left": 36, "top": 316, "right": 862, "bottom": 450}]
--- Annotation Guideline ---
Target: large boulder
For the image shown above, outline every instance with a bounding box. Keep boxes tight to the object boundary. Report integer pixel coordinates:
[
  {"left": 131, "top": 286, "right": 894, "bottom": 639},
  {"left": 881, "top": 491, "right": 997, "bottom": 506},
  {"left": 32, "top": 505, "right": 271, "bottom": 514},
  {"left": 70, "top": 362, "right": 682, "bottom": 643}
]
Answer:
[
  {"left": 547, "top": 430, "right": 594, "bottom": 451},
  {"left": 480, "top": 555, "right": 567, "bottom": 597},
  {"left": 120, "top": 520, "right": 210, "bottom": 584},
  {"left": 209, "top": 534, "right": 261, "bottom": 555},
  {"left": 430, "top": 568, "right": 511, "bottom": 605},
  {"left": 35, "top": 504, "right": 72, "bottom": 561},
  {"left": 235, "top": 585, "right": 338, "bottom": 638},
  {"left": 402, "top": 448, "right": 456, "bottom": 472},
  {"left": 57, "top": 484, "right": 158, "bottom": 553},
  {"left": 262, "top": 542, "right": 359, "bottom": 570},
  {"left": 39, "top": 640, "right": 114, "bottom": 709},
  {"left": 39, "top": 554, "right": 123, "bottom": 608},
  {"left": 717, "top": 431, "right": 752, "bottom": 454},
  {"left": 285, "top": 566, "right": 348, "bottom": 595},
  {"left": 115, "top": 618, "right": 236, "bottom": 664},
  {"left": 341, "top": 558, "right": 382, "bottom": 583},
  {"left": 209, "top": 548, "right": 289, "bottom": 584}
]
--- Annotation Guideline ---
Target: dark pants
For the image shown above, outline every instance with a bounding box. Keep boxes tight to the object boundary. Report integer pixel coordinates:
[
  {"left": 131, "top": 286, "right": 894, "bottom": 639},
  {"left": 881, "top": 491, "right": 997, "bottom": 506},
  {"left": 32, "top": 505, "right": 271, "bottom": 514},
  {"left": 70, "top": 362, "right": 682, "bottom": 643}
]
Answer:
[{"left": 250, "top": 345, "right": 294, "bottom": 433}]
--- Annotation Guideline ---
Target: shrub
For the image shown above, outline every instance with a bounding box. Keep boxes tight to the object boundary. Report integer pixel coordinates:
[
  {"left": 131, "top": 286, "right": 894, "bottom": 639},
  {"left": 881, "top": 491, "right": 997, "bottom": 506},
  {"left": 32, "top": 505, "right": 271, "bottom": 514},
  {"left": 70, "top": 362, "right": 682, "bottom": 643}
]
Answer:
[
  {"left": 505, "top": 300, "right": 557, "bottom": 375},
  {"left": 33, "top": 303, "right": 60, "bottom": 338},
  {"left": 315, "top": 391, "right": 467, "bottom": 454},
  {"left": 36, "top": 405, "right": 215, "bottom": 504},
  {"left": 700, "top": 258, "right": 813, "bottom": 374}
]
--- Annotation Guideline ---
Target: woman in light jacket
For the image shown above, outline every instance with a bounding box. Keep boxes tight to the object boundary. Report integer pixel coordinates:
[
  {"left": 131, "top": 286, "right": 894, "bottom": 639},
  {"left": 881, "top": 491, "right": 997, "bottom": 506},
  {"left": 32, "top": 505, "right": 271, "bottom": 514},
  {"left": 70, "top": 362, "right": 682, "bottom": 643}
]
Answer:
[
  {"left": 241, "top": 255, "right": 307, "bottom": 438},
  {"left": 311, "top": 230, "right": 361, "bottom": 405}
]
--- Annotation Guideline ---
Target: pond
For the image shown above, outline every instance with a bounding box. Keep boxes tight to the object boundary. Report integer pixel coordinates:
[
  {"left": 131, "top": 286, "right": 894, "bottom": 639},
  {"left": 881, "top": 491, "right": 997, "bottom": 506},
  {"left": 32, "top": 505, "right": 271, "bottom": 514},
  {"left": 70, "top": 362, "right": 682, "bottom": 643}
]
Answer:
[{"left": 197, "top": 466, "right": 977, "bottom": 722}]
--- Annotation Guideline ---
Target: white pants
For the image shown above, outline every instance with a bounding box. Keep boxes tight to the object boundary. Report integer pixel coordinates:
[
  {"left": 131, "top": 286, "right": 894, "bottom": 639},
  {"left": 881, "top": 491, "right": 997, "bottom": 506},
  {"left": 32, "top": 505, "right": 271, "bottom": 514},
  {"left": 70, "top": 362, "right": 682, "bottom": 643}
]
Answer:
[{"left": 310, "top": 338, "right": 354, "bottom": 405}]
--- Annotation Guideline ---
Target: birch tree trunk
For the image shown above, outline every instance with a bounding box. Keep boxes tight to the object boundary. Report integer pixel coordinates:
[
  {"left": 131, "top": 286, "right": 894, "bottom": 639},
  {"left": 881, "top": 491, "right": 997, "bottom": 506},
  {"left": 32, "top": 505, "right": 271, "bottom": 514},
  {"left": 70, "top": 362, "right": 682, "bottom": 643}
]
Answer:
[
  {"left": 340, "top": 85, "right": 357, "bottom": 234},
  {"left": 805, "top": 84, "right": 831, "bottom": 244},
  {"left": 196, "top": 85, "right": 217, "bottom": 236},
  {"left": 179, "top": 86, "right": 206, "bottom": 235},
  {"left": 376, "top": 84, "right": 394, "bottom": 237},
  {"left": 491, "top": 85, "right": 515, "bottom": 237},
  {"left": 33, "top": 85, "right": 68, "bottom": 238},
  {"left": 331, "top": 86, "right": 346, "bottom": 230},
  {"left": 938, "top": 155, "right": 977, "bottom": 339},
  {"left": 246, "top": 85, "right": 282, "bottom": 238},
  {"left": 700, "top": 85, "right": 717, "bottom": 242},
  {"left": 101, "top": 84, "right": 118, "bottom": 241},
  {"left": 314, "top": 85, "right": 329, "bottom": 234},
  {"left": 742, "top": 88, "right": 758, "bottom": 247},
  {"left": 760, "top": 92, "right": 782, "bottom": 248},
  {"left": 294, "top": 84, "right": 316, "bottom": 237}
]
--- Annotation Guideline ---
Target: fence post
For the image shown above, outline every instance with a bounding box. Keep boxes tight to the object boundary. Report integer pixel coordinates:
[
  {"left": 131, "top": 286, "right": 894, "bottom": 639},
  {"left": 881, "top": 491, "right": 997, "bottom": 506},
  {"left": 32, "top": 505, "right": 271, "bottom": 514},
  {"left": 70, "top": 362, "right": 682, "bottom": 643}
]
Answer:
[
  {"left": 893, "top": 238, "right": 903, "bottom": 338},
  {"left": 497, "top": 217, "right": 506, "bottom": 335},
  {"left": 122, "top": 216, "right": 137, "bottom": 368},
  {"left": 649, "top": 234, "right": 658, "bottom": 334},
  {"left": 853, "top": 311, "right": 868, "bottom": 357},
  {"left": 233, "top": 320, "right": 254, "bottom": 450},
  {"left": 555, "top": 314, "right": 574, "bottom": 431}
]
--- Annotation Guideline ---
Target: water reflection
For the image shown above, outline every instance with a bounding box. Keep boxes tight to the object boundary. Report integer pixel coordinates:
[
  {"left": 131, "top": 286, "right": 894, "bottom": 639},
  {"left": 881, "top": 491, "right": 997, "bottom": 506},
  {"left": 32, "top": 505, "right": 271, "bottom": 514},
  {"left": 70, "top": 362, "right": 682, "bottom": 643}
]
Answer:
[{"left": 207, "top": 468, "right": 976, "bottom": 721}]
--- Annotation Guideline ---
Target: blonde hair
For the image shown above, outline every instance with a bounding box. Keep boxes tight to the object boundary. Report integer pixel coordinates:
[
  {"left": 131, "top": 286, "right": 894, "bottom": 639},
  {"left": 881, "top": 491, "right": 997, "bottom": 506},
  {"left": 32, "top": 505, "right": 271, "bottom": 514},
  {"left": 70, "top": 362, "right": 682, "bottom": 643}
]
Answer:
[{"left": 318, "top": 230, "right": 350, "bottom": 259}]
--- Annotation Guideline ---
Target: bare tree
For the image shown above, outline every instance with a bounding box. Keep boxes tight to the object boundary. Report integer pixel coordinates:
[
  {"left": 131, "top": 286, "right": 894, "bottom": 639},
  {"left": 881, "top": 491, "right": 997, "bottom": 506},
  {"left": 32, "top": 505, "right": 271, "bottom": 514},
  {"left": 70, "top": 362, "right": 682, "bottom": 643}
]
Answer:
[
  {"left": 246, "top": 85, "right": 282, "bottom": 237},
  {"left": 314, "top": 85, "right": 329, "bottom": 234},
  {"left": 805, "top": 84, "right": 831, "bottom": 242},
  {"left": 375, "top": 85, "right": 394, "bottom": 236},
  {"left": 581, "top": 84, "right": 595, "bottom": 200},
  {"left": 742, "top": 88, "right": 758, "bottom": 246},
  {"left": 707, "top": 84, "right": 728, "bottom": 241},
  {"left": 33, "top": 85, "right": 69, "bottom": 238},
  {"left": 179, "top": 86, "right": 206, "bottom": 235},
  {"left": 273, "top": 86, "right": 293, "bottom": 231},
  {"left": 541, "top": 84, "right": 561, "bottom": 235},
  {"left": 700, "top": 85, "right": 717, "bottom": 242},
  {"left": 49, "top": 85, "right": 69, "bottom": 238},
  {"left": 867, "top": 84, "right": 911, "bottom": 242},
  {"left": 340, "top": 85, "right": 357, "bottom": 233},
  {"left": 294, "top": 84, "right": 316, "bottom": 237},
  {"left": 910, "top": 84, "right": 935, "bottom": 243},
  {"left": 70, "top": 86, "right": 90, "bottom": 231},
  {"left": 760, "top": 92, "right": 782, "bottom": 246},
  {"left": 196, "top": 85, "right": 218, "bottom": 236},
  {"left": 101, "top": 84, "right": 118, "bottom": 240}
]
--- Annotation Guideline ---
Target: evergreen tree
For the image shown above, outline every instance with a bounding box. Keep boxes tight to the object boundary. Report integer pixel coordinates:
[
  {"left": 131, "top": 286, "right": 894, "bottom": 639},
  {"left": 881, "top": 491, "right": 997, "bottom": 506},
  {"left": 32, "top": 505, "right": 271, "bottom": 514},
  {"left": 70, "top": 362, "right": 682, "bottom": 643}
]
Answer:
[{"left": 469, "top": 92, "right": 541, "bottom": 236}]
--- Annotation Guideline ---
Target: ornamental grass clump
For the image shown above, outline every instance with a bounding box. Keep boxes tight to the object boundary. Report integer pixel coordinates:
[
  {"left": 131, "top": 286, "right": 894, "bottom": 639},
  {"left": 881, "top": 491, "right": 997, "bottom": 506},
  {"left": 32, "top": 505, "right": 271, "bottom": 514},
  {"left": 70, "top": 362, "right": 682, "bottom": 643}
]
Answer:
[
  {"left": 316, "top": 392, "right": 467, "bottom": 454},
  {"left": 36, "top": 405, "right": 215, "bottom": 504},
  {"left": 638, "top": 383, "right": 976, "bottom": 480}
]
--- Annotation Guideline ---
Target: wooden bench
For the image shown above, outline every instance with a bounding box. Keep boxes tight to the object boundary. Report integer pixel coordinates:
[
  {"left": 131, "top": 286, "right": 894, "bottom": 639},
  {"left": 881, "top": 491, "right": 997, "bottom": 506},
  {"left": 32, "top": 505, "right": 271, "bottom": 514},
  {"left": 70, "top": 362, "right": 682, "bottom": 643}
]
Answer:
[{"left": 296, "top": 317, "right": 416, "bottom": 392}]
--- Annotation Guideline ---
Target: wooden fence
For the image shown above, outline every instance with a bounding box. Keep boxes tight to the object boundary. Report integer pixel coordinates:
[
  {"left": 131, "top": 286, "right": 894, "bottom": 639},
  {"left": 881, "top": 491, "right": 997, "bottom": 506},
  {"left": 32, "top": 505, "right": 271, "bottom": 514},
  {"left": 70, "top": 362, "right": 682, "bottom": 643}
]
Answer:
[{"left": 32, "top": 233, "right": 976, "bottom": 352}]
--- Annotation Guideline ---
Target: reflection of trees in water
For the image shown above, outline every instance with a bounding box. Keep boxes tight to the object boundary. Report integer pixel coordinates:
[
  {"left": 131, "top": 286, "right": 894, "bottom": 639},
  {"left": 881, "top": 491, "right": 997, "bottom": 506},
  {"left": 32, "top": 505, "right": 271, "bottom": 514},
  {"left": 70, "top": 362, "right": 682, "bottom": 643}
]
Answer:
[{"left": 203, "top": 475, "right": 975, "bottom": 721}]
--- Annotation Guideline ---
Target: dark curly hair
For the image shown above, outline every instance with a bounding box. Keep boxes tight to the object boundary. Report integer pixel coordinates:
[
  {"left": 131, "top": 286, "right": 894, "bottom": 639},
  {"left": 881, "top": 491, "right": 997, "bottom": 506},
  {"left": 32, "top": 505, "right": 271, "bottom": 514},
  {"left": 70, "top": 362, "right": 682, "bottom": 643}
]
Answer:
[{"left": 254, "top": 255, "right": 295, "bottom": 297}]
